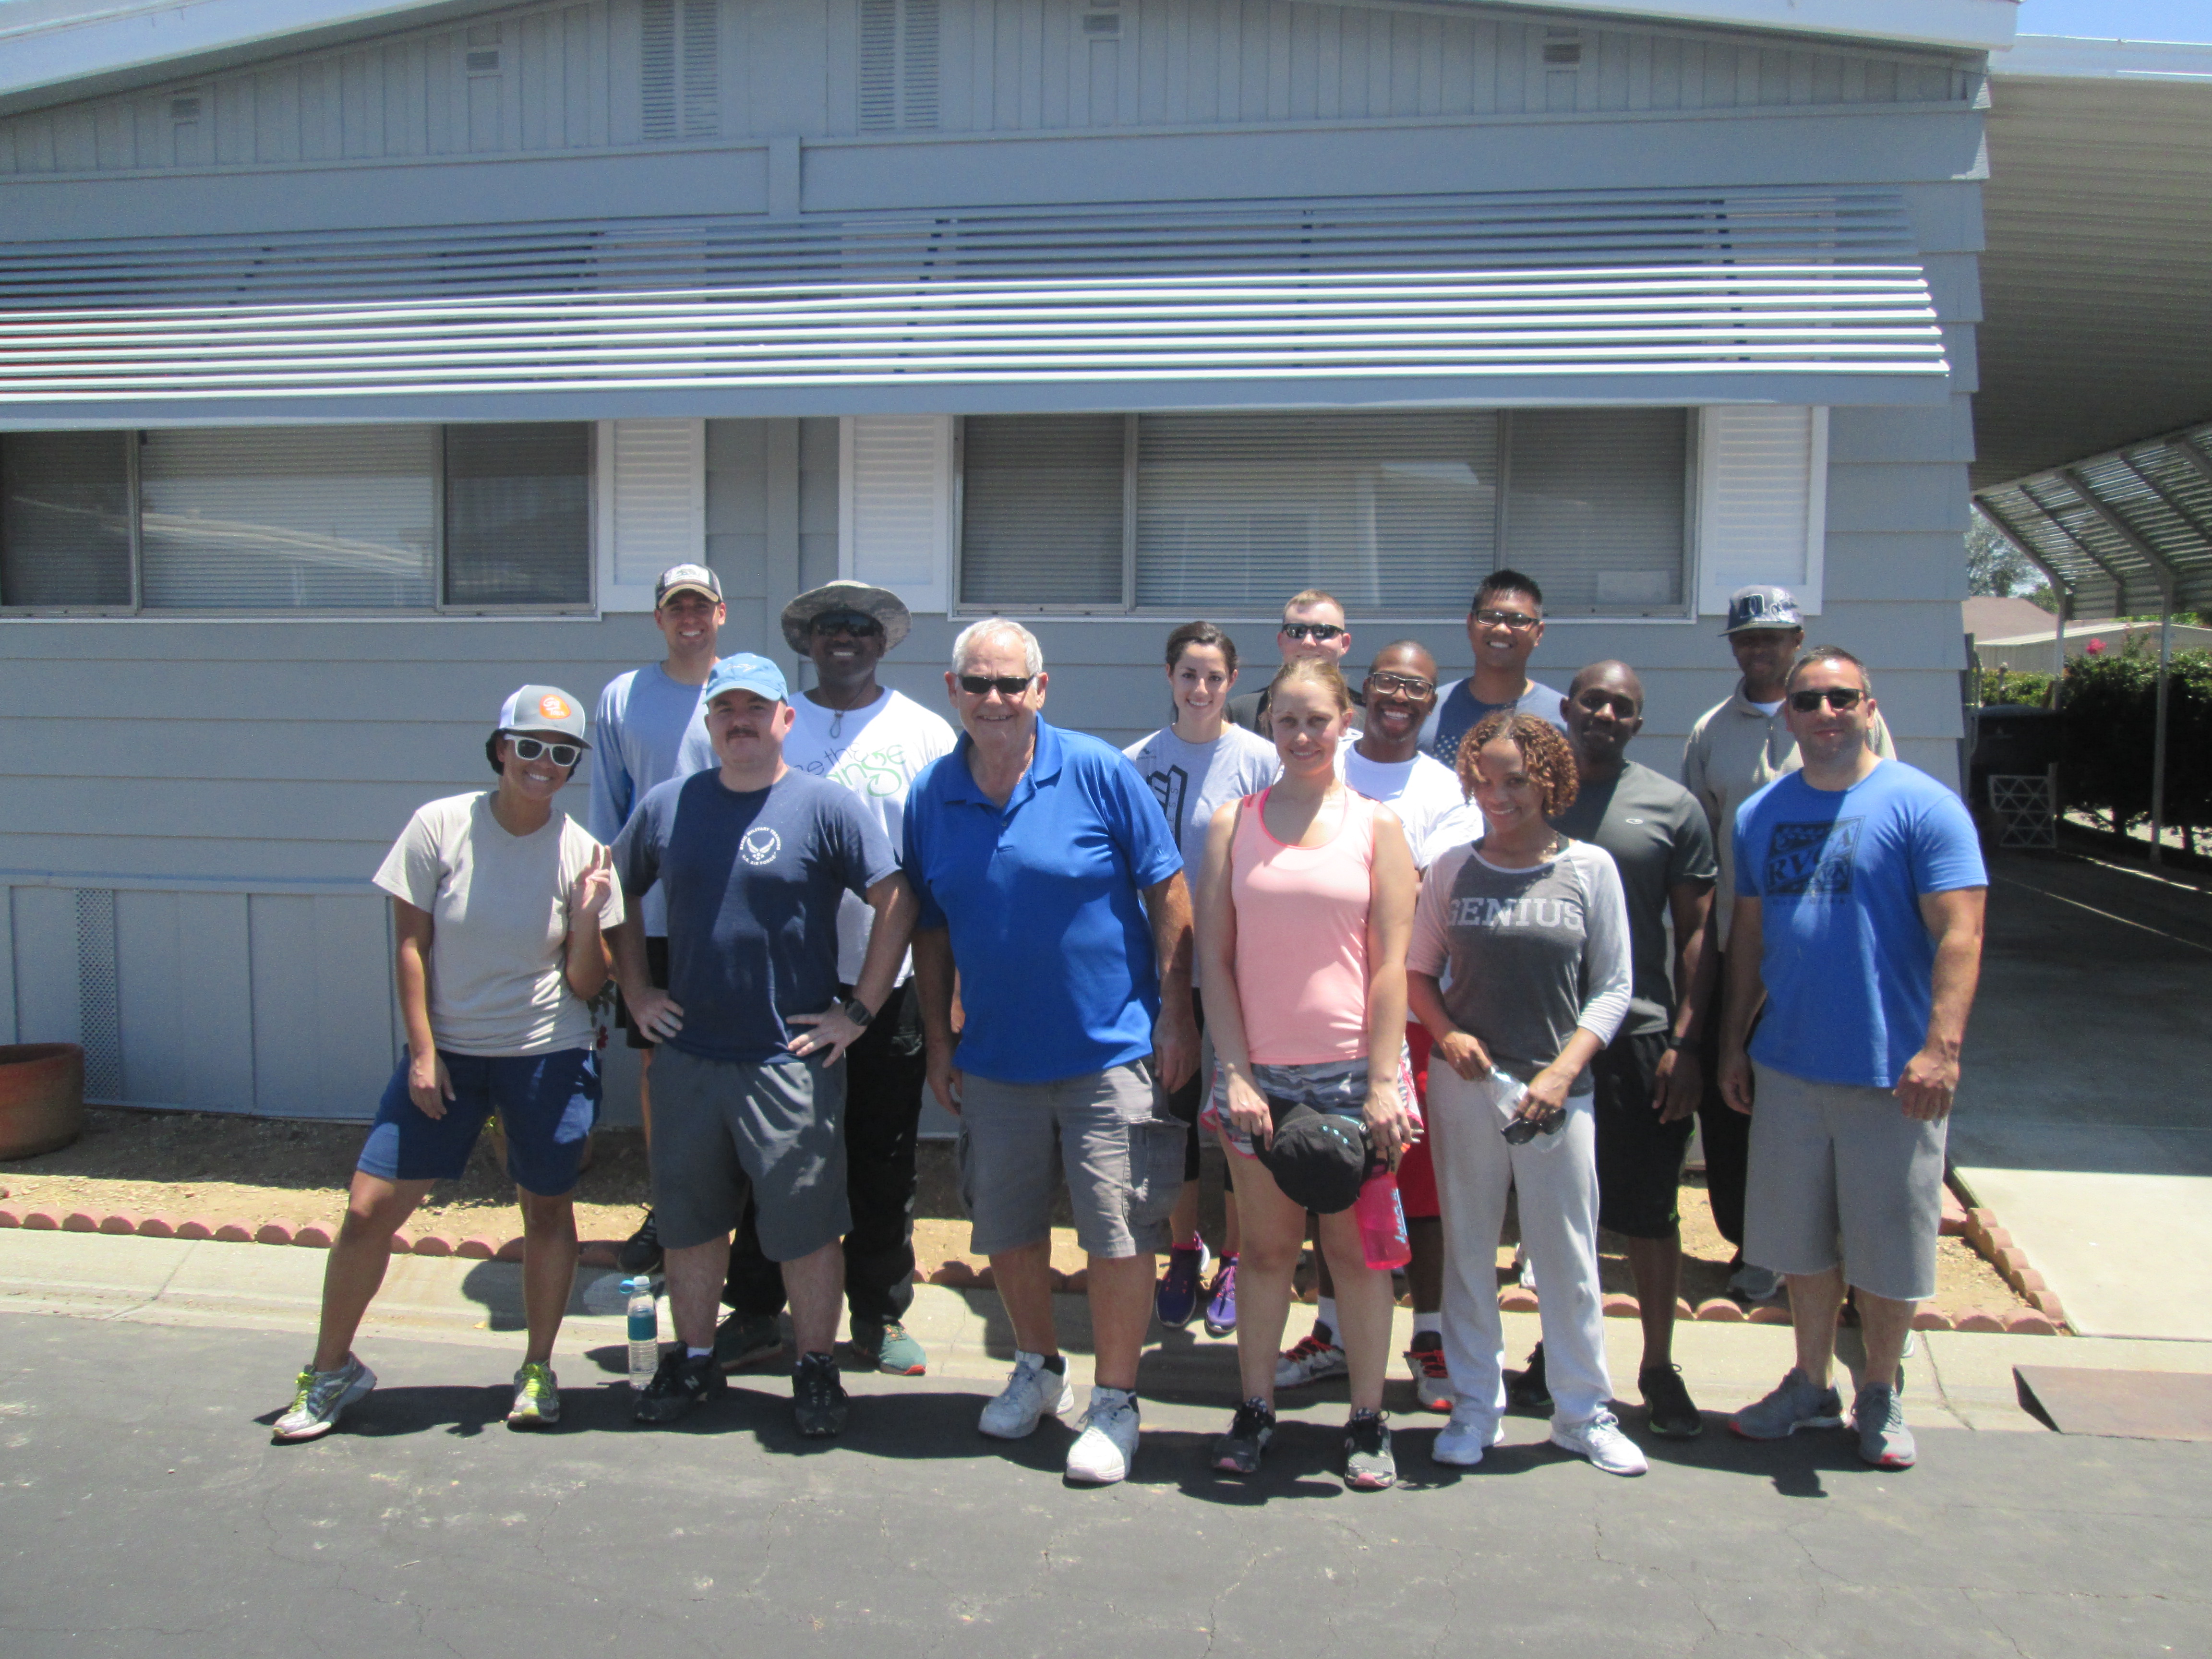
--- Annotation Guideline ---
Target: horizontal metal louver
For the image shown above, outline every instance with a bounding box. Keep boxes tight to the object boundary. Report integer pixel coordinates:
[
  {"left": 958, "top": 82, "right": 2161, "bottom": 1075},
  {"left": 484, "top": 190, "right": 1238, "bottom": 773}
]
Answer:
[{"left": 0, "top": 191, "right": 1946, "bottom": 411}]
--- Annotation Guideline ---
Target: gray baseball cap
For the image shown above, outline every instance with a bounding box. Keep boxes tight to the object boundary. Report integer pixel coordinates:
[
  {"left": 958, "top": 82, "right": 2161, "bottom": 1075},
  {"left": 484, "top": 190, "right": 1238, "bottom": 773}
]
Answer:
[
  {"left": 1722, "top": 585, "right": 1805, "bottom": 634},
  {"left": 494, "top": 685, "right": 589, "bottom": 746}
]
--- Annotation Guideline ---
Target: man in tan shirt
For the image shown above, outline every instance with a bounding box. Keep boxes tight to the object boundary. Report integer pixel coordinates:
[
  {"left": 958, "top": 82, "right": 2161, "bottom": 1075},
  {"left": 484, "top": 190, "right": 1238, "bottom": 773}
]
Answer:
[{"left": 1681, "top": 587, "right": 1893, "bottom": 1302}]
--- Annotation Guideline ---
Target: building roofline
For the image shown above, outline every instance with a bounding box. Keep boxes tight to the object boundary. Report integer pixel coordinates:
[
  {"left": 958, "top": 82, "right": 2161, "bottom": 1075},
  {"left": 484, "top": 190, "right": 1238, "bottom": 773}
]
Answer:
[{"left": 1993, "top": 33, "right": 2212, "bottom": 83}]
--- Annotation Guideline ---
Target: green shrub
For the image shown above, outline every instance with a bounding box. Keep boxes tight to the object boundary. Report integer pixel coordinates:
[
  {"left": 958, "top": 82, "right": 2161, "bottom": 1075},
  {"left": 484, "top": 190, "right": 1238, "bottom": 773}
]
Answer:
[
  {"left": 1975, "top": 666, "right": 2056, "bottom": 708},
  {"left": 2058, "top": 647, "right": 2212, "bottom": 839}
]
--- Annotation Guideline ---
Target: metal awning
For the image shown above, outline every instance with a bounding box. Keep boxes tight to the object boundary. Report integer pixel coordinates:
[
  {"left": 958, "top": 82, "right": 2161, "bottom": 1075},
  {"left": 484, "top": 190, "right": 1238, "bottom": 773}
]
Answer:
[
  {"left": 1975, "top": 417, "right": 2212, "bottom": 620},
  {"left": 0, "top": 190, "right": 1949, "bottom": 424}
]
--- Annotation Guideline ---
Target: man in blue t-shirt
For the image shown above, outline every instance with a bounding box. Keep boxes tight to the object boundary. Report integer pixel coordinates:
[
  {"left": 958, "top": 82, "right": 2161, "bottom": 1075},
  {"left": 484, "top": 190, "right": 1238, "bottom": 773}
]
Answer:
[
  {"left": 610, "top": 653, "right": 916, "bottom": 1441},
  {"left": 1716, "top": 646, "right": 1986, "bottom": 1473},
  {"left": 904, "top": 618, "right": 1197, "bottom": 1487}
]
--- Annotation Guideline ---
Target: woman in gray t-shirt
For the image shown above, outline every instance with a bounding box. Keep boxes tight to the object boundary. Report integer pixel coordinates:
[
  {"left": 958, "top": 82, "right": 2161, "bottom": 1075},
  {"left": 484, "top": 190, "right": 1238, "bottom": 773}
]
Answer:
[{"left": 1407, "top": 712, "right": 1646, "bottom": 1478}]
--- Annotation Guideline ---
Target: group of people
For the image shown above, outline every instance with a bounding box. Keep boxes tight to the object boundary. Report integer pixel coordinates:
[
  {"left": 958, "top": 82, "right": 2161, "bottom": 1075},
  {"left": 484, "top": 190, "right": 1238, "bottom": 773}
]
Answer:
[{"left": 272, "top": 561, "right": 1987, "bottom": 1498}]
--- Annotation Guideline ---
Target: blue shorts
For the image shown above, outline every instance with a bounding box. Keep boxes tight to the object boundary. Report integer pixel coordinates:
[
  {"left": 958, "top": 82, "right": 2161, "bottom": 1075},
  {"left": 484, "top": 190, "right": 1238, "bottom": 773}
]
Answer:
[{"left": 357, "top": 1048, "right": 600, "bottom": 1196}]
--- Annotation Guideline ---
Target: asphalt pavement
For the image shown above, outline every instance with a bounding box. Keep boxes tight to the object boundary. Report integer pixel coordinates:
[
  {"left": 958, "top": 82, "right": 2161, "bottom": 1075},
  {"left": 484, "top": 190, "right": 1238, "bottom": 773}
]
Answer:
[{"left": 3, "top": 1293, "right": 2209, "bottom": 1658}]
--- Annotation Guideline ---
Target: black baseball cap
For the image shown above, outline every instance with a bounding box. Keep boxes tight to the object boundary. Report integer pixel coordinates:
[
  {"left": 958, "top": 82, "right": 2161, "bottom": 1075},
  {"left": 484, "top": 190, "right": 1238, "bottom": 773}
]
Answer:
[{"left": 1256, "top": 1102, "right": 1373, "bottom": 1215}]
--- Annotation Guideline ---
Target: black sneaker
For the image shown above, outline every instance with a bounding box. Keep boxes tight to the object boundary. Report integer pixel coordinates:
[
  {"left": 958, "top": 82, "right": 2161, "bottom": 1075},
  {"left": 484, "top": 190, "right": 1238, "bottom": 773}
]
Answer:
[
  {"left": 1212, "top": 1397, "right": 1276, "bottom": 1475},
  {"left": 1639, "top": 1362, "right": 1703, "bottom": 1440},
  {"left": 618, "top": 1211, "right": 664, "bottom": 1274},
  {"left": 792, "top": 1351, "right": 850, "bottom": 1439},
  {"left": 634, "top": 1349, "right": 724, "bottom": 1425},
  {"left": 713, "top": 1311, "right": 785, "bottom": 1373},
  {"left": 1504, "top": 1342, "right": 1551, "bottom": 1415},
  {"left": 1343, "top": 1408, "right": 1396, "bottom": 1491}
]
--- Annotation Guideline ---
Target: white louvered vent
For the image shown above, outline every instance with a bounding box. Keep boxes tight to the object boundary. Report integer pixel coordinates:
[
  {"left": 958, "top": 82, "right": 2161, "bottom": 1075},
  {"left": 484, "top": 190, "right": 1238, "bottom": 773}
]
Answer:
[
  {"left": 860, "top": 0, "right": 939, "bottom": 132},
  {"left": 840, "top": 415, "right": 950, "bottom": 611},
  {"left": 1695, "top": 406, "right": 1828, "bottom": 616},
  {"left": 598, "top": 419, "right": 705, "bottom": 610},
  {"left": 642, "top": 0, "right": 719, "bottom": 141}
]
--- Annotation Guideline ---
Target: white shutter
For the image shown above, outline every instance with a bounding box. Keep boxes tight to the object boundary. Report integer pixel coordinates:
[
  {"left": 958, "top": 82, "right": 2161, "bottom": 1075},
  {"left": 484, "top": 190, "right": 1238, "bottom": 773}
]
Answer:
[
  {"left": 1695, "top": 406, "right": 1828, "bottom": 618},
  {"left": 596, "top": 418, "right": 704, "bottom": 612},
  {"left": 840, "top": 415, "right": 951, "bottom": 612}
]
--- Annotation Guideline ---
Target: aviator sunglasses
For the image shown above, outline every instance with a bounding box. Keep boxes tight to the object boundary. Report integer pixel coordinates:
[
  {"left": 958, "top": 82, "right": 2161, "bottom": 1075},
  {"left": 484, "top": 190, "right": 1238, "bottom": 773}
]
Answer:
[
  {"left": 508, "top": 737, "right": 582, "bottom": 767},
  {"left": 1789, "top": 687, "right": 1865, "bottom": 713}
]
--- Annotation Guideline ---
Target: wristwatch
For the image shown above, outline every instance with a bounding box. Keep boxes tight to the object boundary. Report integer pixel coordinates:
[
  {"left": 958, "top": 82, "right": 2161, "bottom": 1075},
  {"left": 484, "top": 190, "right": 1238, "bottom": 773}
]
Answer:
[
  {"left": 1666, "top": 1035, "right": 1693, "bottom": 1052},
  {"left": 842, "top": 997, "right": 875, "bottom": 1029}
]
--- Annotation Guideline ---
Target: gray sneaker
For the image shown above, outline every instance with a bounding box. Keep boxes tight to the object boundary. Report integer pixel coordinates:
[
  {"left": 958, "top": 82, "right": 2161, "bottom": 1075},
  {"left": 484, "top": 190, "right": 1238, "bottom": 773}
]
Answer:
[
  {"left": 1853, "top": 1382, "right": 1916, "bottom": 1469},
  {"left": 273, "top": 1355, "right": 376, "bottom": 1442},
  {"left": 1728, "top": 1262, "right": 1786, "bottom": 1304},
  {"left": 1730, "top": 1368, "right": 1844, "bottom": 1441}
]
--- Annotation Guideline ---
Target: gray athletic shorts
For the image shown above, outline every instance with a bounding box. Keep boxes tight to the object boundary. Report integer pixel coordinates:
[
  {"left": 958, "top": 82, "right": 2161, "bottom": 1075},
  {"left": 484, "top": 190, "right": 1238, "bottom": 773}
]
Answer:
[
  {"left": 956, "top": 1061, "right": 1183, "bottom": 1260},
  {"left": 647, "top": 1045, "right": 851, "bottom": 1260},
  {"left": 1743, "top": 1060, "right": 1947, "bottom": 1302}
]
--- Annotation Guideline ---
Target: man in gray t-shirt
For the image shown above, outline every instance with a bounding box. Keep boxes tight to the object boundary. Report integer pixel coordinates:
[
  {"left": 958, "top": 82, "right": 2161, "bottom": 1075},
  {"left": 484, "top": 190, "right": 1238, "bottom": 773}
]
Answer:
[{"left": 1550, "top": 661, "right": 1718, "bottom": 1440}]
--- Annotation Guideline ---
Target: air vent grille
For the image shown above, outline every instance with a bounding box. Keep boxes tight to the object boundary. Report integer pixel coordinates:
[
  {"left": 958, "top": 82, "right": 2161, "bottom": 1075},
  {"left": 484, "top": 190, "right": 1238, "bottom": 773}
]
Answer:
[{"left": 76, "top": 889, "right": 123, "bottom": 1103}]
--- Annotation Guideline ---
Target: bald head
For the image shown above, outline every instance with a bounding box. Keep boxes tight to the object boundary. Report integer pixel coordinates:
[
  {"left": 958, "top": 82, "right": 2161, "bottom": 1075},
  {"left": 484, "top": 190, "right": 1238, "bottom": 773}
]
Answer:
[
  {"left": 1563, "top": 660, "right": 1645, "bottom": 778},
  {"left": 1570, "top": 660, "right": 1644, "bottom": 710}
]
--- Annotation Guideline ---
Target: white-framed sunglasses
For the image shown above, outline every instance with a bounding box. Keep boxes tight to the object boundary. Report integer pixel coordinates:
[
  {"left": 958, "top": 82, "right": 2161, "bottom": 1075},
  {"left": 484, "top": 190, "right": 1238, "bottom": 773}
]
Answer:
[{"left": 509, "top": 736, "right": 582, "bottom": 767}]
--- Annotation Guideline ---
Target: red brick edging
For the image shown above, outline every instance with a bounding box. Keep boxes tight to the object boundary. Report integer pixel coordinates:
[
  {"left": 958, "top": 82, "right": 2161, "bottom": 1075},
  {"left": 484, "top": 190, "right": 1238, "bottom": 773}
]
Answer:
[{"left": 0, "top": 1204, "right": 2068, "bottom": 1336}]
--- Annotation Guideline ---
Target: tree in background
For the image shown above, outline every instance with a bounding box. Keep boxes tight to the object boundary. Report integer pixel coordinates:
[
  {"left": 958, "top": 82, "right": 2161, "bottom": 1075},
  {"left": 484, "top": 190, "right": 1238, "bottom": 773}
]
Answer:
[{"left": 1967, "top": 510, "right": 2056, "bottom": 607}]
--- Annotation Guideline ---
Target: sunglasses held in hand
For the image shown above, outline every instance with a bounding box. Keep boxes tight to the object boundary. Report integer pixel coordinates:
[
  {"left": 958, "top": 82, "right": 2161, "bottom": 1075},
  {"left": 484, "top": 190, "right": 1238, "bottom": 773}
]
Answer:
[{"left": 1501, "top": 1105, "right": 1568, "bottom": 1145}]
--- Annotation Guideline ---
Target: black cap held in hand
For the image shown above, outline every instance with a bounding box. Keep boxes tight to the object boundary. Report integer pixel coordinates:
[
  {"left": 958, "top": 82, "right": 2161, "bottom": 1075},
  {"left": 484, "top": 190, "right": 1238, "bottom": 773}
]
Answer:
[{"left": 1256, "top": 1102, "right": 1372, "bottom": 1215}]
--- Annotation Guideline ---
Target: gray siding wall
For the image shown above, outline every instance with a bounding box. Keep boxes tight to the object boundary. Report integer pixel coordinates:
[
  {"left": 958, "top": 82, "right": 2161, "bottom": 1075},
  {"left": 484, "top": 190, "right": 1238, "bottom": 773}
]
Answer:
[{"left": 0, "top": 0, "right": 1972, "bottom": 171}]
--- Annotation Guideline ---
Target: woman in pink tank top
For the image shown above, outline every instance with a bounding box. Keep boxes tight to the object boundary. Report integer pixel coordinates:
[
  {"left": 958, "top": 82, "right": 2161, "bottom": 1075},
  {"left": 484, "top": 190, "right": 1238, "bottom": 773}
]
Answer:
[{"left": 1194, "top": 657, "right": 1418, "bottom": 1489}]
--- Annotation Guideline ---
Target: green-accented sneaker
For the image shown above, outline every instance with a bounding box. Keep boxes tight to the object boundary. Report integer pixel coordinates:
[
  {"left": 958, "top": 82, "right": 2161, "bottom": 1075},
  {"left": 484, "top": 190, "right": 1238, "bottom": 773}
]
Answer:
[
  {"left": 273, "top": 1355, "right": 376, "bottom": 1442},
  {"left": 506, "top": 1361, "right": 561, "bottom": 1430},
  {"left": 852, "top": 1317, "right": 927, "bottom": 1377}
]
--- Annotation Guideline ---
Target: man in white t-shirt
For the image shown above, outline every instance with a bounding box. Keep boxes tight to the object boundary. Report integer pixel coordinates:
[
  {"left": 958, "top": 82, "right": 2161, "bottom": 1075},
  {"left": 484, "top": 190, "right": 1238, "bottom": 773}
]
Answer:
[
  {"left": 1419, "top": 569, "right": 1568, "bottom": 770},
  {"left": 589, "top": 562, "right": 725, "bottom": 1276},
  {"left": 696, "top": 581, "right": 956, "bottom": 1378}
]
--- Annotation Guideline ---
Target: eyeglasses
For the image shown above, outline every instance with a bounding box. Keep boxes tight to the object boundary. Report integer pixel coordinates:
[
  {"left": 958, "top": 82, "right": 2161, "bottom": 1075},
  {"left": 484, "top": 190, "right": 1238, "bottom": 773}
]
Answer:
[
  {"left": 956, "top": 674, "right": 1034, "bottom": 697},
  {"left": 1366, "top": 672, "right": 1437, "bottom": 698},
  {"left": 1279, "top": 623, "right": 1345, "bottom": 642},
  {"left": 1573, "top": 690, "right": 1639, "bottom": 719},
  {"left": 1474, "top": 608, "right": 1540, "bottom": 631},
  {"left": 509, "top": 737, "right": 582, "bottom": 767},
  {"left": 1501, "top": 1105, "right": 1568, "bottom": 1145},
  {"left": 811, "top": 611, "right": 883, "bottom": 638},
  {"left": 1789, "top": 686, "right": 1865, "bottom": 713}
]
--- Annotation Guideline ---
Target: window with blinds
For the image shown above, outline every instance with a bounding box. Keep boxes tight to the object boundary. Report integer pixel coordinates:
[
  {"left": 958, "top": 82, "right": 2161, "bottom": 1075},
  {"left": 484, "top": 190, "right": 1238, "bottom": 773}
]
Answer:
[
  {"left": 0, "top": 431, "right": 132, "bottom": 608},
  {"left": 0, "top": 424, "right": 591, "bottom": 613},
  {"left": 955, "top": 410, "right": 1684, "bottom": 617},
  {"left": 960, "top": 415, "right": 1125, "bottom": 609}
]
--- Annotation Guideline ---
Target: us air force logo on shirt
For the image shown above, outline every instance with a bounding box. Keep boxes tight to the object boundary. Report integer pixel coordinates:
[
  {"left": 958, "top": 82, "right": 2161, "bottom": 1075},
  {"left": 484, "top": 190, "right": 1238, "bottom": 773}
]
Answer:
[
  {"left": 740, "top": 827, "right": 782, "bottom": 866},
  {"left": 1765, "top": 818, "right": 1861, "bottom": 898}
]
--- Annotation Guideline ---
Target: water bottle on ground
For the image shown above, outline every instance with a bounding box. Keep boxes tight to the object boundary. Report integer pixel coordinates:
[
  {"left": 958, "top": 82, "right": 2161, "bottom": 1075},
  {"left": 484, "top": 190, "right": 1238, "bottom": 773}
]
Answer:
[
  {"left": 1355, "top": 1167, "right": 1411, "bottom": 1271},
  {"left": 626, "top": 1275, "right": 660, "bottom": 1389}
]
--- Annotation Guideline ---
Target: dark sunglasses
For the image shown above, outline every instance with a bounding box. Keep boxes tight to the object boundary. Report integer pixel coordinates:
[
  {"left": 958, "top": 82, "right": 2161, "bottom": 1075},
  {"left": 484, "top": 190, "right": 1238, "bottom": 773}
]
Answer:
[
  {"left": 1474, "top": 608, "right": 1540, "bottom": 630},
  {"left": 957, "top": 674, "right": 1034, "bottom": 697},
  {"left": 1366, "top": 672, "right": 1436, "bottom": 698},
  {"left": 1280, "top": 622, "right": 1345, "bottom": 641},
  {"left": 1790, "top": 686, "right": 1865, "bottom": 713},
  {"left": 1501, "top": 1105, "right": 1568, "bottom": 1146},
  {"left": 811, "top": 611, "right": 883, "bottom": 638},
  {"left": 509, "top": 737, "right": 581, "bottom": 767}
]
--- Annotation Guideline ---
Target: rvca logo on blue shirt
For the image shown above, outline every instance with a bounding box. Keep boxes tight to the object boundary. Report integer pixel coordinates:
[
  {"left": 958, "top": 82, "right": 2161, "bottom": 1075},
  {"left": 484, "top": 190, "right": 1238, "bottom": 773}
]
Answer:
[
  {"left": 1765, "top": 817, "right": 1861, "bottom": 898},
  {"left": 740, "top": 827, "right": 782, "bottom": 866}
]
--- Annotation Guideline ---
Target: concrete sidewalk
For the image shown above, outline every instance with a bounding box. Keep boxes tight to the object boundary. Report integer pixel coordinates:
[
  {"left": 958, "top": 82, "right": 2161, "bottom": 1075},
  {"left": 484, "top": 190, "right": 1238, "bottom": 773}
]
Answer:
[
  {"left": 1953, "top": 853, "right": 2212, "bottom": 1341},
  {"left": 4, "top": 1226, "right": 2204, "bottom": 1437}
]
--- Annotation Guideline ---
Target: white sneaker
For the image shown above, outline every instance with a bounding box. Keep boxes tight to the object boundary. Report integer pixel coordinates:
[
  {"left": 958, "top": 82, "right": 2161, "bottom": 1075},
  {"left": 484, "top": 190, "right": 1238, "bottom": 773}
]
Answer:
[
  {"left": 1431, "top": 1410, "right": 1504, "bottom": 1467},
  {"left": 1550, "top": 1408, "right": 1649, "bottom": 1476},
  {"left": 978, "top": 1351, "right": 1076, "bottom": 1440},
  {"left": 273, "top": 1355, "right": 376, "bottom": 1443},
  {"left": 1728, "top": 1262, "right": 1784, "bottom": 1304},
  {"left": 1065, "top": 1386, "right": 1141, "bottom": 1484},
  {"left": 1275, "top": 1328, "right": 1350, "bottom": 1388}
]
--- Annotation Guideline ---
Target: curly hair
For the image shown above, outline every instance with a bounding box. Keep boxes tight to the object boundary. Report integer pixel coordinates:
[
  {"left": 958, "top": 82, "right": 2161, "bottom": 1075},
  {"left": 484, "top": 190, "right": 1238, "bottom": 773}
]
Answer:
[{"left": 1458, "top": 710, "right": 1579, "bottom": 818}]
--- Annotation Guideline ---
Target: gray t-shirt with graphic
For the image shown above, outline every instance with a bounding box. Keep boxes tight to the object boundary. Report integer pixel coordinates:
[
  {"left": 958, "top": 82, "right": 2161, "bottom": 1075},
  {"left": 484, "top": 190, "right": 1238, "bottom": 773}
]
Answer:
[
  {"left": 1408, "top": 838, "right": 1634, "bottom": 1092},
  {"left": 1122, "top": 723, "right": 1280, "bottom": 887},
  {"left": 1549, "top": 760, "right": 1718, "bottom": 1037}
]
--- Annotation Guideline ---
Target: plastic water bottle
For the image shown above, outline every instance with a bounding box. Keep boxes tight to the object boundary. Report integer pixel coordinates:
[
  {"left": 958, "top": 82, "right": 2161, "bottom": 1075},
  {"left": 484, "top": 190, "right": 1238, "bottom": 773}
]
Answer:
[
  {"left": 1355, "top": 1167, "right": 1411, "bottom": 1271},
  {"left": 626, "top": 1276, "right": 660, "bottom": 1389}
]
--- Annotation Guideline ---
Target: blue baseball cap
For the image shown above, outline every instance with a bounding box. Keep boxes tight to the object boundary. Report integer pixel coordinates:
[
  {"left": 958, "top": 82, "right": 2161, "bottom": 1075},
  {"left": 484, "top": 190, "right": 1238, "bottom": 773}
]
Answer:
[{"left": 702, "top": 652, "right": 788, "bottom": 706}]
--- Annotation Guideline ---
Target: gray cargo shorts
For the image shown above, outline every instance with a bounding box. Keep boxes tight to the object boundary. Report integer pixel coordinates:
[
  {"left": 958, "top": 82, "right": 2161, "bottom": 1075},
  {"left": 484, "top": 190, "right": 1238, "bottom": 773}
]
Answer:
[
  {"left": 956, "top": 1060, "right": 1184, "bottom": 1260},
  {"left": 648, "top": 1045, "right": 851, "bottom": 1261},
  {"left": 1743, "top": 1059, "right": 1947, "bottom": 1303}
]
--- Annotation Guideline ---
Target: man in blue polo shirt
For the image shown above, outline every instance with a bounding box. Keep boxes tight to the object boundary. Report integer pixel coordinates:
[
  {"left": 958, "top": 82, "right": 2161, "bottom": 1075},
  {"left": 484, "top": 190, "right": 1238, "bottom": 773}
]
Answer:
[
  {"left": 904, "top": 618, "right": 1198, "bottom": 1487},
  {"left": 610, "top": 653, "right": 916, "bottom": 1442},
  {"left": 1717, "top": 646, "right": 1986, "bottom": 1472}
]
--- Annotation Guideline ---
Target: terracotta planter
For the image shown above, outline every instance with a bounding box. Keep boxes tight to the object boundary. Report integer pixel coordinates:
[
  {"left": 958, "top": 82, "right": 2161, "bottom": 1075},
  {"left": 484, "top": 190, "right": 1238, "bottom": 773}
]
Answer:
[{"left": 0, "top": 1044, "right": 86, "bottom": 1161}]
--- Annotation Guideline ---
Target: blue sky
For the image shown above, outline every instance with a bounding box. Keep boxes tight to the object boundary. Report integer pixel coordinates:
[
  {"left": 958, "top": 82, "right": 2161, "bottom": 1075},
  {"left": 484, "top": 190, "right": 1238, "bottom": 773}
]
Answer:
[{"left": 2017, "top": 0, "right": 2212, "bottom": 40}]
